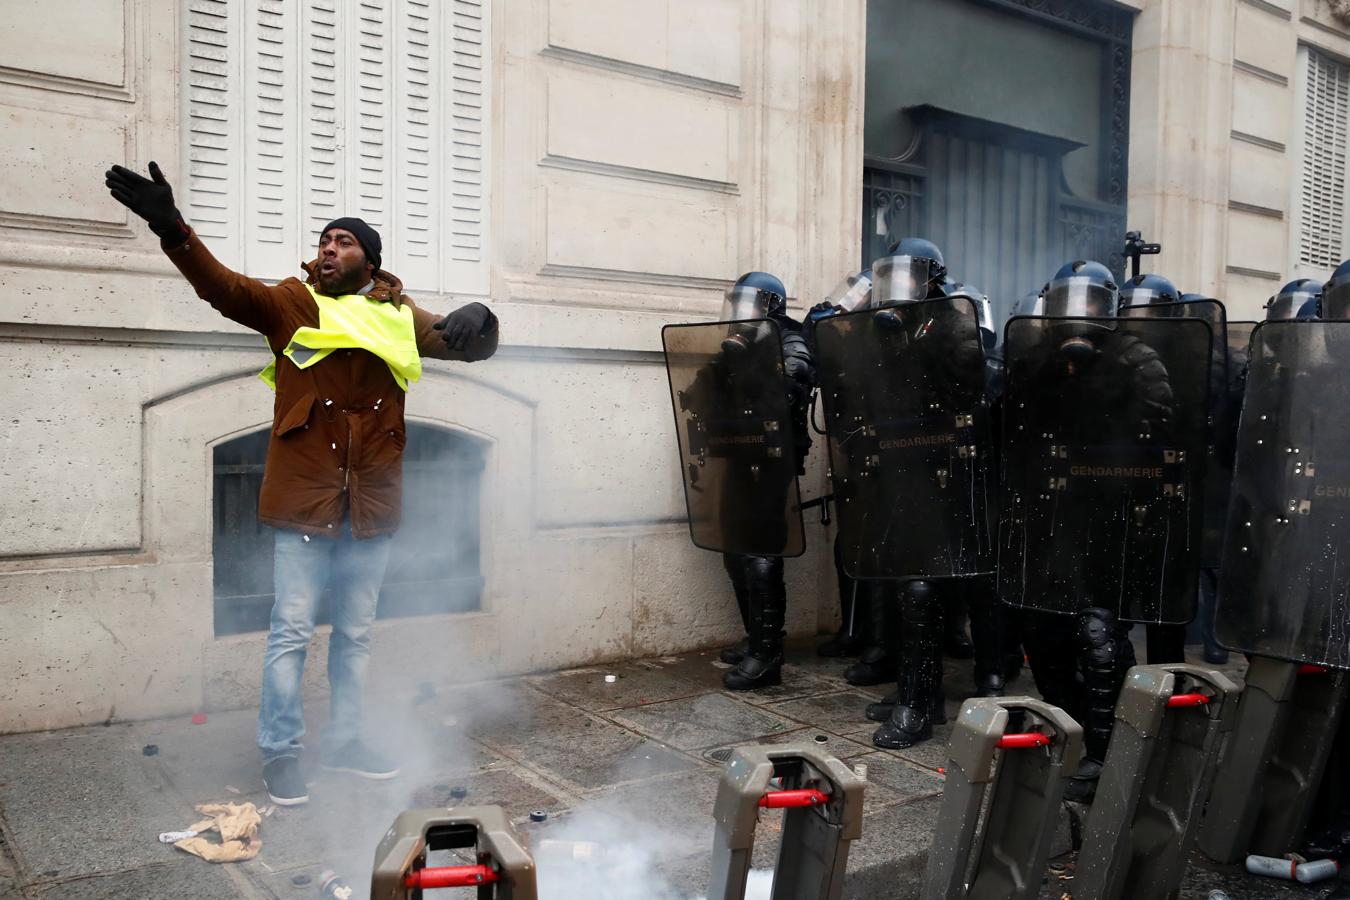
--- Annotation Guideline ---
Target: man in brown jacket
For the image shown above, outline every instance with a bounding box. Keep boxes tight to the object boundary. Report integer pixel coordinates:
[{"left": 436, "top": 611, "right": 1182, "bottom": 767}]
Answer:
[{"left": 105, "top": 162, "right": 498, "bottom": 806}]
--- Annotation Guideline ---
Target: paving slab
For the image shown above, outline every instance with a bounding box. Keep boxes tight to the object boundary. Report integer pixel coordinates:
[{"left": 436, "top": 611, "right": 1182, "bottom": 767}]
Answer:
[
  {"left": 527, "top": 657, "right": 725, "bottom": 712},
  {"left": 851, "top": 751, "right": 945, "bottom": 805},
  {"left": 607, "top": 693, "right": 802, "bottom": 753},
  {"left": 0, "top": 725, "right": 193, "bottom": 882},
  {"left": 472, "top": 693, "right": 699, "bottom": 793},
  {"left": 28, "top": 862, "right": 245, "bottom": 900},
  {"left": 765, "top": 689, "right": 885, "bottom": 738},
  {"left": 703, "top": 725, "right": 878, "bottom": 765}
]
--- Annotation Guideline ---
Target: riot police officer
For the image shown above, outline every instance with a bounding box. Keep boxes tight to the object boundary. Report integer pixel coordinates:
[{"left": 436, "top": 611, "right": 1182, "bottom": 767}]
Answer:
[
  {"left": 1004, "top": 259, "right": 1191, "bottom": 801},
  {"left": 808, "top": 270, "right": 875, "bottom": 659},
  {"left": 842, "top": 240, "right": 953, "bottom": 689},
  {"left": 863, "top": 240, "right": 993, "bottom": 749},
  {"left": 711, "top": 271, "right": 815, "bottom": 690},
  {"left": 1119, "top": 272, "right": 1191, "bottom": 667}
]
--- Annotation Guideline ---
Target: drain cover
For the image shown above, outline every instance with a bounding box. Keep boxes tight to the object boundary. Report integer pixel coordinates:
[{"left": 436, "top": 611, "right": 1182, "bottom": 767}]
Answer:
[{"left": 705, "top": 747, "right": 735, "bottom": 764}]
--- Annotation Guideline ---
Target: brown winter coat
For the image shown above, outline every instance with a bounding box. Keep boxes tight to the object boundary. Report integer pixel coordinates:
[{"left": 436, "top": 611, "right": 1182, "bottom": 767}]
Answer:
[{"left": 165, "top": 229, "right": 498, "bottom": 539}]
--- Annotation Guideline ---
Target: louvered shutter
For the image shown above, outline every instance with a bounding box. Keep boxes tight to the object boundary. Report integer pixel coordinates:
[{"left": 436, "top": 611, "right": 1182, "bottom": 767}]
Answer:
[
  {"left": 184, "top": 1, "right": 489, "bottom": 293},
  {"left": 185, "top": 0, "right": 240, "bottom": 262},
  {"left": 351, "top": 1, "right": 390, "bottom": 237},
  {"left": 244, "top": 0, "right": 298, "bottom": 278},
  {"left": 446, "top": 0, "right": 489, "bottom": 294},
  {"left": 1298, "top": 49, "right": 1350, "bottom": 270},
  {"left": 393, "top": 0, "right": 437, "bottom": 288},
  {"left": 302, "top": 0, "right": 342, "bottom": 250}
]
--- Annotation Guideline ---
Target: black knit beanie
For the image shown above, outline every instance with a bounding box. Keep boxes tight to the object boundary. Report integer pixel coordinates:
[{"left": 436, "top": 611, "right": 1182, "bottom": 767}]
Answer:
[{"left": 321, "top": 217, "right": 382, "bottom": 271}]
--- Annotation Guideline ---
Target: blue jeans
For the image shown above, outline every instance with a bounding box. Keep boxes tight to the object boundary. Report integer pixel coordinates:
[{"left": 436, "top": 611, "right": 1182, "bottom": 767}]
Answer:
[{"left": 257, "top": 526, "right": 393, "bottom": 762}]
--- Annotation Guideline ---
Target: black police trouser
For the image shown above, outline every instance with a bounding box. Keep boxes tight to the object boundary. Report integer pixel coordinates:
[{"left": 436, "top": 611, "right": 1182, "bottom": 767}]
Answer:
[
  {"left": 722, "top": 553, "right": 786, "bottom": 659},
  {"left": 894, "top": 580, "right": 943, "bottom": 713},
  {"left": 1022, "top": 606, "right": 1135, "bottom": 762},
  {"left": 963, "top": 575, "right": 1008, "bottom": 681}
]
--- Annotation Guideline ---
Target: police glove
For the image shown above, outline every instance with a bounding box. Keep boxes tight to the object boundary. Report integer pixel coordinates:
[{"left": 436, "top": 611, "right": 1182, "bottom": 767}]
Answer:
[
  {"left": 105, "top": 161, "right": 189, "bottom": 244},
  {"left": 433, "top": 302, "right": 492, "bottom": 351}
]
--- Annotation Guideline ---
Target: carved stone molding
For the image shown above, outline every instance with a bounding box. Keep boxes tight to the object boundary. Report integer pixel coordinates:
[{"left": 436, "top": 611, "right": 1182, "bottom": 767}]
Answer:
[{"left": 1330, "top": 0, "right": 1350, "bottom": 26}]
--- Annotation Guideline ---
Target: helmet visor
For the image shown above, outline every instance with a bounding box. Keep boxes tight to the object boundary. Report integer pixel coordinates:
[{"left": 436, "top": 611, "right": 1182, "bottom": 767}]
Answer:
[
  {"left": 871, "top": 255, "right": 931, "bottom": 307},
  {"left": 1324, "top": 282, "right": 1350, "bottom": 321},
  {"left": 720, "top": 285, "right": 770, "bottom": 322},
  {"left": 1043, "top": 276, "right": 1116, "bottom": 318},
  {"left": 1120, "top": 285, "right": 1173, "bottom": 306},
  {"left": 1267, "top": 288, "right": 1318, "bottom": 321},
  {"left": 822, "top": 272, "right": 874, "bottom": 312}
]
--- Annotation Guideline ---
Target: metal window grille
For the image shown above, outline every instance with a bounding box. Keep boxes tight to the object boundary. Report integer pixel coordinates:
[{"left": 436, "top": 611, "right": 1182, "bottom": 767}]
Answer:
[
  {"left": 1299, "top": 48, "right": 1350, "bottom": 269},
  {"left": 212, "top": 423, "right": 486, "bottom": 636}
]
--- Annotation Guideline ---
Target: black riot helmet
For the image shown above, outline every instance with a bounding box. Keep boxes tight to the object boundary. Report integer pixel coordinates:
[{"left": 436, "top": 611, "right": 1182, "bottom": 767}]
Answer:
[
  {"left": 872, "top": 237, "right": 947, "bottom": 307},
  {"left": 1119, "top": 273, "right": 1180, "bottom": 309},
  {"left": 1322, "top": 261, "right": 1350, "bottom": 320},
  {"left": 1265, "top": 278, "right": 1323, "bottom": 321},
  {"left": 1043, "top": 260, "right": 1119, "bottom": 318},
  {"left": 720, "top": 271, "right": 786, "bottom": 353}
]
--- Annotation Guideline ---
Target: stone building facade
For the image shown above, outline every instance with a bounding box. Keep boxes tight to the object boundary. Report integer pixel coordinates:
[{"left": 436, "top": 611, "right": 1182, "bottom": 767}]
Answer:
[{"left": 1, "top": 0, "right": 1347, "bottom": 732}]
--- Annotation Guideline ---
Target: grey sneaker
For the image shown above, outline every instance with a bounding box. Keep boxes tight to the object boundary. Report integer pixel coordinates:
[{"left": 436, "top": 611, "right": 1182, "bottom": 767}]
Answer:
[
  {"left": 262, "top": 755, "right": 309, "bottom": 806},
  {"left": 321, "top": 741, "right": 400, "bottom": 780}
]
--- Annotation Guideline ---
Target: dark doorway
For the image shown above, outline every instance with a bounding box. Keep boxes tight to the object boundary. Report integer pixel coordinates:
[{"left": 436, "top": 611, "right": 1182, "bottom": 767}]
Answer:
[
  {"left": 863, "top": 0, "right": 1134, "bottom": 324},
  {"left": 212, "top": 423, "right": 487, "bottom": 636}
]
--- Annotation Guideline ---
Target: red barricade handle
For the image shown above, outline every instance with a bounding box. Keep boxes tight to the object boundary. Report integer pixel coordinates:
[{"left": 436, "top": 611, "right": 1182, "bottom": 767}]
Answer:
[
  {"left": 759, "top": 788, "right": 829, "bottom": 808},
  {"left": 997, "top": 732, "right": 1050, "bottom": 749},
  {"left": 1299, "top": 664, "right": 1329, "bottom": 675},
  {"left": 1166, "top": 692, "right": 1210, "bottom": 708},
  {"left": 405, "top": 865, "right": 500, "bottom": 889}
]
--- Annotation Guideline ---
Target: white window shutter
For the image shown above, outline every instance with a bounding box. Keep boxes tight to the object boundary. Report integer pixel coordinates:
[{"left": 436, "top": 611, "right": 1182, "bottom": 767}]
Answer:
[
  {"left": 392, "top": 0, "right": 438, "bottom": 289},
  {"left": 302, "top": 0, "right": 343, "bottom": 251},
  {"left": 185, "top": 0, "right": 240, "bottom": 265},
  {"left": 1299, "top": 49, "right": 1350, "bottom": 270},
  {"left": 445, "top": 0, "right": 490, "bottom": 295},
  {"left": 352, "top": 0, "right": 391, "bottom": 239},
  {"left": 182, "top": 0, "right": 489, "bottom": 294},
  {"left": 243, "top": 0, "right": 299, "bottom": 279}
]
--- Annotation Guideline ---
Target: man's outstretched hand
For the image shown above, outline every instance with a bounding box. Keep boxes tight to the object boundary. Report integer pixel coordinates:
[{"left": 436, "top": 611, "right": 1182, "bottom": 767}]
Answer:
[
  {"left": 433, "top": 302, "right": 491, "bottom": 351},
  {"left": 105, "top": 161, "right": 187, "bottom": 242}
]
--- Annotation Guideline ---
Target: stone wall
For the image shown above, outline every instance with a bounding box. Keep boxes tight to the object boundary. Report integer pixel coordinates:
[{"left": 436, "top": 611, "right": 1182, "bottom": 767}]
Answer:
[
  {"left": 0, "top": 0, "right": 861, "bottom": 733},
  {"left": 1128, "top": 0, "right": 1350, "bottom": 319}
]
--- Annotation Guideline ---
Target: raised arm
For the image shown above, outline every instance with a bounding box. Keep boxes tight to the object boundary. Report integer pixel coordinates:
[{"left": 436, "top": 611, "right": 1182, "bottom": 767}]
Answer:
[{"left": 105, "top": 162, "right": 285, "bottom": 337}]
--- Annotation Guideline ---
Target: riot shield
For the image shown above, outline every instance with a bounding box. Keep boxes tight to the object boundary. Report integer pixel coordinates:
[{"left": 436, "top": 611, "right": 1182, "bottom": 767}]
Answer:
[
  {"left": 814, "top": 296, "right": 994, "bottom": 579},
  {"left": 997, "top": 316, "right": 1212, "bottom": 623},
  {"left": 1217, "top": 321, "right": 1350, "bottom": 669},
  {"left": 663, "top": 319, "right": 806, "bottom": 557},
  {"left": 1123, "top": 299, "right": 1231, "bottom": 565}
]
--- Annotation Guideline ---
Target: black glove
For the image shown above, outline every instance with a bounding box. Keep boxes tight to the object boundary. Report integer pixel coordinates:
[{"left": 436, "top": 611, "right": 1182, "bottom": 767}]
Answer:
[
  {"left": 104, "top": 161, "right": 187, "bottom": 243},
  {"left": 433, "top": 302, "right": 491, "bottom": 351}
]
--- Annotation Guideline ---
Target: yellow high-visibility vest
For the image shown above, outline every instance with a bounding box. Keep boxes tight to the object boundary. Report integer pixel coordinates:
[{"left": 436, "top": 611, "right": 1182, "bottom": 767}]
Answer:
[{"left": 259, "top": 283, "right": 422, "bottom": 391}]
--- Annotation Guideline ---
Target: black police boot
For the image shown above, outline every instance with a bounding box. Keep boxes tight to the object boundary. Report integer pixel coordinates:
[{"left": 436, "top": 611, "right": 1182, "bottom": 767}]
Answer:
[
  {"left": 1066, "top": 607, "right": 1135, "bottom": 803},
  {"left": 873, "top": 580, "right": 942, "bottom": 749},
  {"left": 872, "top": 703, "right": 933, "bottom": 749},
  {"left": 845, "top": 585, "right": 896, "bottom": 685},
  {"left": 844, "top": 646, "right": 894, "bottom": 686},
  {"left": 866, "top": 689, "right": 945, "bottom": 724},
  {"left": 974, "top": 670, "right": 1006, "bottom": 697},
  {"left": 719, "top": 554, "right": 753, "bottom": 666},
  {"left": 865, "top": 688, "right": 898, "bottom": 722},
  {"left": 724, "top": 557, "right": 785, "bottom": 692},
  {"left": 720, "top": 637, "right": 750, "bottom": 666}
]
